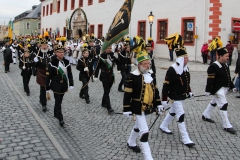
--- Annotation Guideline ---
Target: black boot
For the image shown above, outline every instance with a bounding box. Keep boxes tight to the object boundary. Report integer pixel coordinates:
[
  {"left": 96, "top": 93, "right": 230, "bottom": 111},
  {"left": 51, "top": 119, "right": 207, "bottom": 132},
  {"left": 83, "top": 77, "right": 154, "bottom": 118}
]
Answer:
[
  {"left": 59, "top": 120, "right": 65, "bottom": 127},
  {"left": 202, "top": 115, "right": 215, "bottom": 123},
  {"left": 42, "top": 105, "right": 47, "bottom": 112},
  {"left": 127, "top": 143, "right": 141, "bottom": 153},
  {"left": 86, "top": 98, "right": 90, "bottom": 104},
  {"left": 80, "top": 94, "right": 85, "bottom": 99},
  {"left": 108, "top": 108, "right": 114, "bottom": 115},
  {"left": 224, "top": 128, "right": 237, "bottom": 134}
]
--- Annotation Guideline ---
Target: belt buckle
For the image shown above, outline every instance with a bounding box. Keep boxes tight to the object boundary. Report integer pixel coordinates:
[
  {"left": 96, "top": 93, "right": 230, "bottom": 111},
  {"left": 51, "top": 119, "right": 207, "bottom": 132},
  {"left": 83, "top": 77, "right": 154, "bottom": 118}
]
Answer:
[{"left": 60, "top": 80, "right": 63, "bottom": 83}]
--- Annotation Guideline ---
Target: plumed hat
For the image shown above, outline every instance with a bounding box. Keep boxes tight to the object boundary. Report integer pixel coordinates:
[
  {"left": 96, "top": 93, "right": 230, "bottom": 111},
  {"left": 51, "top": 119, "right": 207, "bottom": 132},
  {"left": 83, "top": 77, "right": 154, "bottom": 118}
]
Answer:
[
  {"left": 164, "top": 32, "right": 184, "bottom": 50},
  {"left": 131, "top": 36, "right": 146, "bottom": 53},
  {"left": 208, "top": 37, "right": 223, "bottom": 51}
]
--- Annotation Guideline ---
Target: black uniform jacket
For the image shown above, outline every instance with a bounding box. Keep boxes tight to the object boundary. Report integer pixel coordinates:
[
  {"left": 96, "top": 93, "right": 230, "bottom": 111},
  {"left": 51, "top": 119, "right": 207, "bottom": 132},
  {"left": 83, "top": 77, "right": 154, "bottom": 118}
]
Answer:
[
  {"left": 88, "top": 46, "right": 96, "bottom": 59},
  {"left": 76, "top": 57, "right": 93, "bottom": 81},
  {"left": 94, "top": 52, "right": 116, "bottom": 81},
  {"left": 206, "top": 61, "right": 234, "bottom": 94},
  {"left": 35, "top": 50, "right": 55, "bottom": 69},
  {"left": 19, "top": 53, "right": 34, "bottom": 76},
  {"left": 162, "top": 66, "right": 191, "bottom": 101},
  {"left": 117, "top": 50, "right": 132, "bottom": 71},
  {"left": 3, "top": 46, "right": 13, "bottom": 63},
  {"left": 123, "top": 69, "right": 161, "bottom": 115},
  {"left": 46, "top": 58, "right": 74, "bottom": 94}
]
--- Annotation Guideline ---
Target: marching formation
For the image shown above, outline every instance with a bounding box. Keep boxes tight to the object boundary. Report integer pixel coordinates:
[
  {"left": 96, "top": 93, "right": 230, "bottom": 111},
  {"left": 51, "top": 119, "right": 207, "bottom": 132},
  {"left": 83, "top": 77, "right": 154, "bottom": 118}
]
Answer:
[{"left": 1, "top": 32, "right": 239, "bottom": 160}]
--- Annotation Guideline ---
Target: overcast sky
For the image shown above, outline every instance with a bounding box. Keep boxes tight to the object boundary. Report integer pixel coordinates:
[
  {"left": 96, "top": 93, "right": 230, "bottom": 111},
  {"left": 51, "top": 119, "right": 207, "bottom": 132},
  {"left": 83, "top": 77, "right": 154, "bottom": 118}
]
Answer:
[{"left": 0, "top": 0, "right": 40, "bottom": 25}]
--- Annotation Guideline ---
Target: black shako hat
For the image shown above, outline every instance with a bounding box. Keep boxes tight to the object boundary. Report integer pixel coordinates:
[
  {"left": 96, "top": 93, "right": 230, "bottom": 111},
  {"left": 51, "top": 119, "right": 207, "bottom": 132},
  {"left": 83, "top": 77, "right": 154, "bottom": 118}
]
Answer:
[{"left": 217, "top": 47, "right": 228, "bottom": 56}]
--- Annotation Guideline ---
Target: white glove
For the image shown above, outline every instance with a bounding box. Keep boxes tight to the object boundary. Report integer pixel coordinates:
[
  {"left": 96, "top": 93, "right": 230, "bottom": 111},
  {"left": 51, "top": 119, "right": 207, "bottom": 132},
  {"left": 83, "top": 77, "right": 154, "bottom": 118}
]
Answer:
[
  {"left": 46, "top": 90, "right": 50, "bottom": 94},
  {"left": 34, "top": 57, "right": 39, "bottom": 62},
  {"left": 117, "top": 71, "right": 121, "bottom": 74},
  {"left": 161, "top": 101, "right": 168, "bottom": 108},
  {"left": 205, "top": 92, "right": 210, "bottom": 96},
  {"left": 93, "top": 78, "right": 98, "bottom": 82},
  {"left": 69, "top": 86, "right": 74, "bottom": 90},
  {"left": 123, "top": 111, "right": 132, "bottom": 118},
  {"left": 188, "top": 92, "right": 194, "bottom": 99},
  {"left": 95, "top": 55, "right": 98, "bottom": 58},
  {"left": 84, "top": 67, "right": 89, "bottom": 71},
  {"left": 131, "top": 63, "right": 135, "bottom": 67},
  {"left": 22, "top": 66, "right": 26, "bottom": 70},
  {"left": 157, "top": 105, "right": 164, "bottom": 115},
  {"left": 233, "top": 88, "right": 238, "bottom": 92}
]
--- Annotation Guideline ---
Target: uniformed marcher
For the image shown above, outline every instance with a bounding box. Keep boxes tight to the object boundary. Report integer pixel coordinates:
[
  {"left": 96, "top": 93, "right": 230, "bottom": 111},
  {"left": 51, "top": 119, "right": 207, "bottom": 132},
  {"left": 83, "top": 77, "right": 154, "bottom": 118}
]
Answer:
[
  {"left": 1, "top": 41, "right": 14, "bottom": 73},
  {"left": 117, "top": 43, "right": 134, "bottom": 92},
  {"left": 123, "top": 50, "right": 162, "bottom": 160},
  {"left": 88, "top": 39, "right": 97, "bottom": 82},
  {"left": 77, "top": 47, "right": 93, "bottom": 104},
  {"left": 34, "top": 38, "right": 55, "bottom": 112},
  {"left": 145, "top": 43, "right": 156, "bottom": 74},
  {"left": 46, "top": 45, "right": 74, "bottom": 127},
  {"left": 19, "top": 48, "right": 34, "bottom": 96},
  {"left": 11, "top": 40, "right": 21, "bottom": 62},
  {"left": 202, "top": 47, "right": 237, "bottom": 134},
  {"left": 159, "top": 47, "right": 195, "bottom": 147},
  {"left": 94, "top": 46, "right": 117, "bottom": 114}
]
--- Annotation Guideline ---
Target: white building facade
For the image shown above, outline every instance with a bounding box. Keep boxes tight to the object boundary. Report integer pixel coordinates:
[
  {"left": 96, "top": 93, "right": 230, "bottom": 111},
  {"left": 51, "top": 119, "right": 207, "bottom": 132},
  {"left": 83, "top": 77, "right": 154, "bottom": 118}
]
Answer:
[{"left": 40, "top": 0, "right": 240, "bottom": 61}]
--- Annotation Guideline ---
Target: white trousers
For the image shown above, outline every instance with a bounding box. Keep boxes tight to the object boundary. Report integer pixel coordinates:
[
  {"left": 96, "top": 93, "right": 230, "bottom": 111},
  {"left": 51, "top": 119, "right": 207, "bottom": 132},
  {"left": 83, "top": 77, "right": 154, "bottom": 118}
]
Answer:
[
  {"left": 203, "top": 87, "right": 232, "bottom": 128},
  {"left": 168, "top": 100, "right": 185, "bottom": 121},
  {"left": 210, "top": 87, "right": 228, "bottom": 107}
]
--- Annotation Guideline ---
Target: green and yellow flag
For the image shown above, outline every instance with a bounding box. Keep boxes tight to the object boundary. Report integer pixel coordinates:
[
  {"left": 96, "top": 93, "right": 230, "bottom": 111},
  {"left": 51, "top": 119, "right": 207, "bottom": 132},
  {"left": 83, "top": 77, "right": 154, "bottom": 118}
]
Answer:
[
  {"left": 101, "top": 0, "right": 135, "bottom": 52},
  {"left": 7, "top": 20, "right": 13, "bottom": 43}
]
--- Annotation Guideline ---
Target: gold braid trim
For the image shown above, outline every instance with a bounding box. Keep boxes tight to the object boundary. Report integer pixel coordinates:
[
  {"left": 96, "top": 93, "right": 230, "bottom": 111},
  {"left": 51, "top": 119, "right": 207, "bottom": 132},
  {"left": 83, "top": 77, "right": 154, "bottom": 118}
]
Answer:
[
  {"left": 124, "top": 87, "right": 133, "bottom": 93},
  {"left": 163, "top": 81, "right": 169, "bottom": 84}
]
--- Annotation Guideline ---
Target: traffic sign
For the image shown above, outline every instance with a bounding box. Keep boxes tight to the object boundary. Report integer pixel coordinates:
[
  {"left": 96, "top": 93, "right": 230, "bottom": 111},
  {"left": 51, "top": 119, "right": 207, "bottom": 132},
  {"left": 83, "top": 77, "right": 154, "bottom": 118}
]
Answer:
[
  {"left": 233, "top": 22, "right": 240, "bottom": 31},
  {"left": 187, "top": 22, "right": 193, "bottom": 31}
]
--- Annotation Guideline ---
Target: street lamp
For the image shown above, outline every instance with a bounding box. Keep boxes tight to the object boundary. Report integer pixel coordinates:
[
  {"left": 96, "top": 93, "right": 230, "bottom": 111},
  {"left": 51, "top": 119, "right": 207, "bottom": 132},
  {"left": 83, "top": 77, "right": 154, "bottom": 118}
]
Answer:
[{"left": 148, "top": 11, "right": 154, "bottom": 38}]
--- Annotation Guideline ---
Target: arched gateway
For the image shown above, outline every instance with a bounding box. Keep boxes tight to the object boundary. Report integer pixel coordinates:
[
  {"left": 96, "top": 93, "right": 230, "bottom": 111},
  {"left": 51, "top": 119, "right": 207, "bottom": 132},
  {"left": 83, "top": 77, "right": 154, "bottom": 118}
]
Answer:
[{"left": 67, "top": 8, "right": 88, "bottom": 40}]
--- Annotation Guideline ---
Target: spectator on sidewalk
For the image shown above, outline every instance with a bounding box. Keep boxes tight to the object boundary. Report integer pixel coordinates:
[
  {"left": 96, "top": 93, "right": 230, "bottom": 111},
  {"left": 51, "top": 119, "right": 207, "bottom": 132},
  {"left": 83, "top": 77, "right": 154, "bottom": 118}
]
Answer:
[
  {"left": 201, "top": 42, "right": 209, "bottom": 64},
  {"left": 235, "top": 50, "right": 240, "bottom": 98},
  {"left": 209, "top": 49, "right": 217, "bottom": 65},
  {"left": 168, "top": 46, "right": 174, "bottom": 61},
  {"left": 226, "top": 41, "right": 234, "bottom": 66}
]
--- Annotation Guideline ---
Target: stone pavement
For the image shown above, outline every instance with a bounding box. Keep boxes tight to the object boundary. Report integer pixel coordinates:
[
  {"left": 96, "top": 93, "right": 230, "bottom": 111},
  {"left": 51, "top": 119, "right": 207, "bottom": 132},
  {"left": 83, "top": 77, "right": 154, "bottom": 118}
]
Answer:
[{"left": 0, "top": 57, "right": 240, "bottom": 160}]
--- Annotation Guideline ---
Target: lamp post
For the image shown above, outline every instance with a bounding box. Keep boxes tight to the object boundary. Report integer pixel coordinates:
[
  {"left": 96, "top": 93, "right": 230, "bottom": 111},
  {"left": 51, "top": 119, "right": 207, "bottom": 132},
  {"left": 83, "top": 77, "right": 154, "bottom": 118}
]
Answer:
[{"left": 148, "top": 11, "right": 154, "bottom": 38}]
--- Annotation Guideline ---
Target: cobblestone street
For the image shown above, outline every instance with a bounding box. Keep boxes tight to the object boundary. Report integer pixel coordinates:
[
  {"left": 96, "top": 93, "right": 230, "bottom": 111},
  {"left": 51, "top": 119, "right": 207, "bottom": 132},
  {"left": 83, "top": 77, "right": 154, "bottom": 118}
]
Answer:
[{"left": 0, "top": 57, "right": 240, "bottom": 160}]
